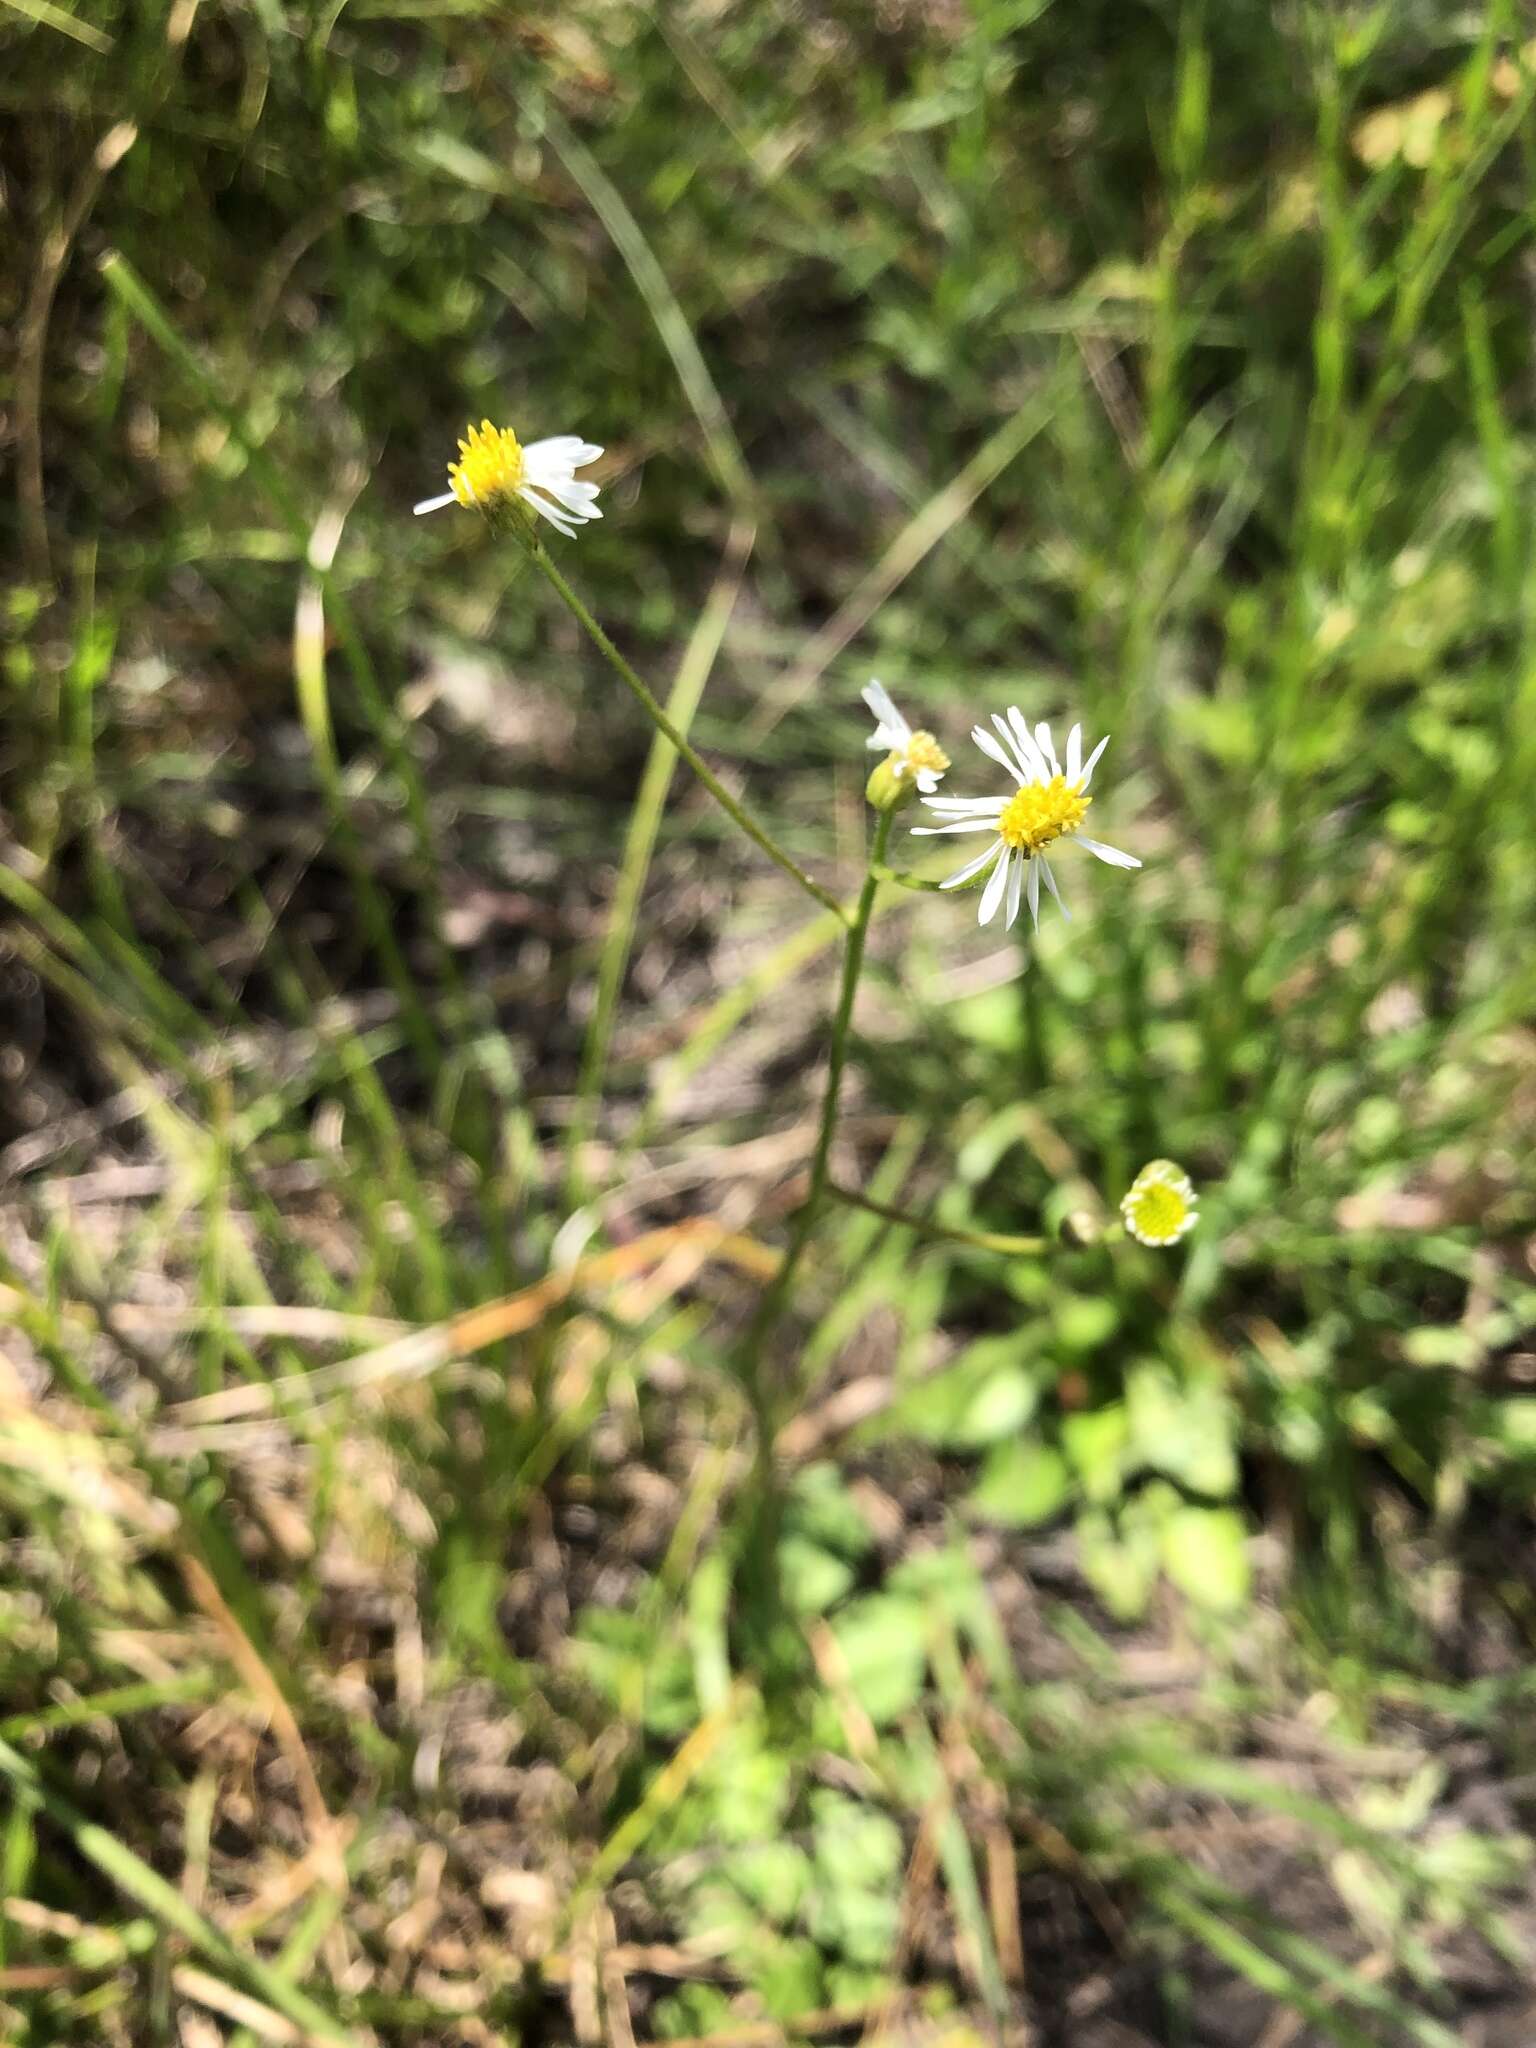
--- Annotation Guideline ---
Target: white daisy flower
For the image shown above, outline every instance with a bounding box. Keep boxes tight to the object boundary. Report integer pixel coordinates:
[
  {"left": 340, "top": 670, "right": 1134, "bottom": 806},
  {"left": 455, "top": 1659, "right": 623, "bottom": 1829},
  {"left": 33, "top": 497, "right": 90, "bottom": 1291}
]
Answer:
[
  {"left": 911, "top": 707, "right": 1139, "bottom": 929},
  {"left": 861, "top": 679, "right": 950, "bottom": 812},
  {"left": 414, "top": 419, "right": 603, "bottom": 539},
  {"left": 862, "top": 679, "right": 950, "bottom": 795},
  {"left": 1120, "top": 1159, "right": 1198, "bottom": 1246}
]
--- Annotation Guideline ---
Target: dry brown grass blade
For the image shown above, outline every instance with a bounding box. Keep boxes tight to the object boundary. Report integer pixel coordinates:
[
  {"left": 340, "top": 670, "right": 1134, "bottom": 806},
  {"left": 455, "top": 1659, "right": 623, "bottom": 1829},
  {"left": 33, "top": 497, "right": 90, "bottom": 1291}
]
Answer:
[
  {"left": 985, "top": 1820, "right": 1026, "bottom": 1990},
  {"left": 172, "top": 1964, "right": 305, "bottom": 2043},
  {"left": 598, "top": 1903, "right": 638, "bottom": 2048},
  {"left": 806, "top": 1620, "right": 879, "bottom": 1769},
  {"left": 169, "top": 1220, "right": 778, "bottom": 1427},
  {"left": 0, "top": 1293, "right": 409, "bottom": 1347},
  {"left": 861, "top": 1804, "right": 942, "bottom": 2048},
  {"left": 224, "top": 1832, "right": 363, "bottom": 1940},
  {"left": 0, "top": 1965, "right": 89, "bottom": 1992},
  {"left": 174, "top": 1552, "right": 349, "bottom": 1894},
  {"left": 638, "top": 2004, "right": 904, "bottom": 2048},
  {"left": 570, "top": 1900, "right": 603, "bottom": 2047}
]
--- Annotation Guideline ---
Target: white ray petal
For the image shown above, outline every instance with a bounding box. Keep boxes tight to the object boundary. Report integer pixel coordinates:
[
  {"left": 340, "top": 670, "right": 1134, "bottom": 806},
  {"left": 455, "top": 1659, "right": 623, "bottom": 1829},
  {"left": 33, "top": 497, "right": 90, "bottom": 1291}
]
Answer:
[
  {"left": 986, "top": 714, "right": 1033, "bottom": 781},
  {"left": 1078, "top": 836, "right": 1142, "bottom": 868},
  {"left": 1035, "top": 721, "right": 1060, "bottom": 775},
  {"left": 517, "top": 488, "right": 581, "bottom": 537},
  {"left": 978, "top": 848, "right": 1012, "bottom": 926},
  {"left": 1004, "top": 708, "right": 1050, "bottom": 781},
  {"left": 1066, "top": 723, "right": 1082, "bottom": 783},
  {"left": 911, "top": 818, "right": 1007, "bottom": 835},
  {"left": 921, "top": 795, "right": 1006, "bottom": 815},
  {"left": 413, "top": 491, "right": 457, "bottom": 516},
  {"left": 1027, "top": 855, "right": 1041, "bottom": 929},
  {"left": 1005, "top": 849, "right": 1025, "bottom": 929},
  {"left": 938, "top": 840, "right": 1004, "bottom": 890},
  {"left": 541, "top": 476, "right": 603, "bottom": 516},
  {"left": 970, "top": 724, "right": 1025, "bottom": 783},
  {"left": 1040, "top": 858, "right": 1069, "bottom": 918},
  {"left": 862, "top": 679, "right": 910, "bottom": 750},
  {"left": 1078, "top": 734, "right": 1110, "bottom": 789},
  {"left": 523, "top": 435, "right": 603, "bottom": 466}
]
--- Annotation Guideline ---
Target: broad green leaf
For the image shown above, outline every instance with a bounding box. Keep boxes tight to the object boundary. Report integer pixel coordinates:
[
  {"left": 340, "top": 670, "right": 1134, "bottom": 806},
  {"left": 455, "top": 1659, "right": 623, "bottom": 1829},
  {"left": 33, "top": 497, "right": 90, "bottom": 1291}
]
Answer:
[
  {"left": 830, "top": 1595, "right": 928, "bottom": 1725},
  {"left": 1126, "top": 1365, "right": 1239, "bottom": 1497},
  {"left": 1054, "top": 1292, "right": 1120, "bottom": 1353},
  {"left": 777, "top": 1534, "right": 856, "bottom": 1617},
  {"left": 968, "top": 1440, "right": 1073, "bottom": 1526},
  {"left": 1161, "top": 1506, "right": 1252, "bottom": 1611},
  {"left": 1078, "top": 1507, "right": 1160, "bottom": 1621},
  {"left": 787, "top": 1463, "right": 875, "bottom": 1558},
  {"left": 951, "top": 1362, "right": 1039, "bottom": 1448},
  {"left": 1062, "top": 1404, "right": 1130, "bottom": 1502},
  {"left": 726, "top": 1841, "right": 811, "bottom": 1923},
  {"left": 811, "top": 1793, "right": 904, "bottom": 1890}
]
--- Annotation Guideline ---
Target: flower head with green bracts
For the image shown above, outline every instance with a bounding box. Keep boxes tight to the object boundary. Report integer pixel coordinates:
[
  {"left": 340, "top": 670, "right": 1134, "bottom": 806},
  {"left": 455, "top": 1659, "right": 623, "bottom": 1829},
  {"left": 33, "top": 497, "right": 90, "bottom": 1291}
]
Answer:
[
  {"left": 414, "top": 420, "right": 603, "bottom": 538},
  {"left": 1121, "top": 1159, "right": 1198, "bottom": 1246},
  {"left": 862, "top": 679, "right": 949, "bottom": 811},
  {"left": 912, "top": 707, "right": 1139, "bottom": 929}
]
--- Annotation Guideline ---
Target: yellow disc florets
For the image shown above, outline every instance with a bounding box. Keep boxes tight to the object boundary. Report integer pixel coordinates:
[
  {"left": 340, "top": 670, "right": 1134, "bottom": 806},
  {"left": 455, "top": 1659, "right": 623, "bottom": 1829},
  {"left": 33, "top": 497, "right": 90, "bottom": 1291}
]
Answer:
[
  {"left": 896, "top": 731, "right": 949, "bottom": 781},
  {"left": 996, "top": 773, "right": 1090, "bottom": 853},
  {"left": 448, "top": 420, "right": 525, "bottom": 512},
  {"left": 1120, "top": 1160, "right": 1198, "bottom": 1248}
]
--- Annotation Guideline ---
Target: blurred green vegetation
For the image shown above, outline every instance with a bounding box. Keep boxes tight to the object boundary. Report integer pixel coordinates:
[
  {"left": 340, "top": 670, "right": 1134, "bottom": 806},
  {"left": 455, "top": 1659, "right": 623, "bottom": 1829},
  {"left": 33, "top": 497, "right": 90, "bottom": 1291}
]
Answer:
[{"left": 3, "top": 0, "right": 1536, "bottom": 2042}]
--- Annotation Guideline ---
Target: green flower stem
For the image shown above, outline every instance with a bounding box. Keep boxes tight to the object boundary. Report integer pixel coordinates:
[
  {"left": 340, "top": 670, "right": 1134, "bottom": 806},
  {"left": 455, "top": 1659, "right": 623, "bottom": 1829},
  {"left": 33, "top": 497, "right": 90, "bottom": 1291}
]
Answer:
[
  {"left": 738, "top": 807, "right": 894, "bottom": 1398},
  {"left": 827, "top": 1179, "right": 1050, "bottom": 1255},
  {"left": 528, "top": 543, "right": 849, "bottom": 925},
  {"left": 563, "top": 522, "right": 754, "bottom": 1208},
  {"left": 871, "top": 860, "right": 970, "bottom": 895}
]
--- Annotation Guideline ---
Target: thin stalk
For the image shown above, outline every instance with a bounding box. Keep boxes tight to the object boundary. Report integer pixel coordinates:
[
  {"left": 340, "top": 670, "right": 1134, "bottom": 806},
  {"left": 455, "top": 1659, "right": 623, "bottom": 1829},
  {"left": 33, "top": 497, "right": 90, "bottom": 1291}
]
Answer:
[
  {"left": 728, "top": 808, "right": 890, "bottom": 1661},
  {"left": 527, "top": 542, "right": 848, "bottom": 923},
  {"left": 826, "top": 1180, "right": 1050, "bottom": 1256},
  {"left": 564, "top": 521, "right": 754, "bottom": 1207},
  {"left": 738, "top": 807, "right": 894, "bottom": 1399}
]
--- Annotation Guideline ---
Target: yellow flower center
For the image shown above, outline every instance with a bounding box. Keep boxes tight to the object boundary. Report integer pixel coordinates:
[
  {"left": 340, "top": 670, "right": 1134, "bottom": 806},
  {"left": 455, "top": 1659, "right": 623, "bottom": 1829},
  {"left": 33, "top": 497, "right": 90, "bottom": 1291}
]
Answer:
[
  {"left": 449, "top": 420, "right": 525, "bottom": 512},
  {"left": 893, "top": 731, "right": 950, "bottom": 781},
  {"left": 997, "top": 774, "right": 1090, "bottom": 853},
  {"left": 1125, "top": 1181, "right": 1188, "bottom": 1244},
  {"left": 1121, "top": 1162, "right": 1197, "bottom": 1247}
]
